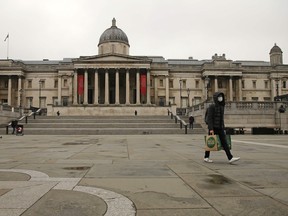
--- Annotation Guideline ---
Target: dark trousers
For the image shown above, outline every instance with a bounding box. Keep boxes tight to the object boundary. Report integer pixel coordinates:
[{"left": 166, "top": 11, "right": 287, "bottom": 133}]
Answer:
[
  {"left": 204, "top": 128, "right": 233, "bottom": 160},
  {"left": 189, "top": 123, "right": 193, "bottom": 129}
]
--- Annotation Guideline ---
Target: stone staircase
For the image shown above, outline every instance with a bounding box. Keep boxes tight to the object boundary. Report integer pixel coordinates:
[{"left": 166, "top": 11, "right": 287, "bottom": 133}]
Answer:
[{"left": 2, "top": 115, "right": 205, "bottom": 135}]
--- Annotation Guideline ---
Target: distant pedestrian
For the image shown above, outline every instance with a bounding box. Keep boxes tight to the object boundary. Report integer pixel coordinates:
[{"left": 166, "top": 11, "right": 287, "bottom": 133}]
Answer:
[
  {"left": 11, "top": 120, "right": 18, "bottom": 134},
  {"left": 134, "top": 110, "right": 137, "bottom": 116},
  {"left": 189, "top": 115, "right": 194, "bottom": 129},
  {"left": 57, "top": 111, "right": 60, "bottom": 117}
]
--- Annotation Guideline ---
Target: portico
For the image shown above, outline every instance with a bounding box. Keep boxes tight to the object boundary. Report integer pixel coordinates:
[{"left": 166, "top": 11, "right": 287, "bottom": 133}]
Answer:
[{"left": 72, "top": 67, "right": 151, "bottom": 106}]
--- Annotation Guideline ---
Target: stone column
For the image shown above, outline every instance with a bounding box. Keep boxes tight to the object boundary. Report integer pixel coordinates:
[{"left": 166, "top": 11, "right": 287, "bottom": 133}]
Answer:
[
  {"left": 8, "top": 76, "right": 12, "bottom": 106},
  {"left": 125, "top": 69, "right": 130, "bottom": 105},
  {"left": 146, "top": 69, "right": 151, "bottom": 105},
  {"left": 83, "top": 69, "right": 88, "bottom": 105},
  {"left": 165, "top": 76, "right": 169, "bottom": 105},
  {"left": 73, "top": 70, "right": 78, "bottom": 105},
  {"left": 271, "top": 79, "right": 275, "bottom": 101},
  {"left": 279, "top": 78, "right": 282, "bottom": 96},
  {"left": 229, "top": 77, "right": 233, "bottom": 101},
  {"left": 105, "top": 69, "right": 109, "bottom": 105},
  {"left": 94, "top": 69, "right": 99, "bottom": 105},
  {"left": 154, "top": 76, "right": 158, "bottom": 105},
  {"left": 203, "top": 79, "right": 206, "bottom": 101},
  {"left": 136, "top": 69, "right": 140, "bottom": 104},
  {"left": 115, "top": 69, "right": 120, "bottom": 105},
  {"left": 238, "top": 78, "right": 242, "bottom": 101},
  {"left": 214, "top": 77, "right": 218, "bottom": 92},
  {"left": 58, "top": 75, "right": 62, "bottom": 105},
  {"left": 17, "top": 76, "right": 22, "bottom": 107}
]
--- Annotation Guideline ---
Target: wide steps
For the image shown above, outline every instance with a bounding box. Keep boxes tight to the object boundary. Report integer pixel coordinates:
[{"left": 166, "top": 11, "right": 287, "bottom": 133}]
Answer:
[{"left": 2, "top": 115, "right": 205, "bottom": 135}]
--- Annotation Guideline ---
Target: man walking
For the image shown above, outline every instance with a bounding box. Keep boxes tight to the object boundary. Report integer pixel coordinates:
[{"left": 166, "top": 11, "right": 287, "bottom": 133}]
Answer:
[{"left": 204, "top": 92, "right": 240, "bottom": 164}]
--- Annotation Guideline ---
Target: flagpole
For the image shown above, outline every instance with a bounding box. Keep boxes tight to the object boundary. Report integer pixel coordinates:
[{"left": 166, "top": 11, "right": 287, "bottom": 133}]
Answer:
[
  {"left": 7, "top": 36, "right": 9, "bottom": 59},
  {"left": 4, "top": 33, "right": 9, "bottom": 59}
]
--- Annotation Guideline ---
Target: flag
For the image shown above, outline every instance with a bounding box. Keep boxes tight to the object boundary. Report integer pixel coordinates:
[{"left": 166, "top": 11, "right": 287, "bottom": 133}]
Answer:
[{"left": 4, "top": 33, "right": 9, "bottom": 42}]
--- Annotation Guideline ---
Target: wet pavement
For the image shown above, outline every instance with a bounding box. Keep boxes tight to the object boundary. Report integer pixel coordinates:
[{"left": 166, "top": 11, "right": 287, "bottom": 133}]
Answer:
[{"left": 0, "top": 134, "right": 287, "bottom": 216}]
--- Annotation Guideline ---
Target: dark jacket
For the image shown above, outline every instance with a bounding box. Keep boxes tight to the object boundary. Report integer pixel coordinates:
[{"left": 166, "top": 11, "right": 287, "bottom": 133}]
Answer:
[
  {"left": 189, "top": 116, "right": 194, "bottom": 123},
  {"left": 207, "top": 92, "right": 225, "bottom": 130},
  {"left": 11, "top": 120, "right": 18, "bottom": 128}
]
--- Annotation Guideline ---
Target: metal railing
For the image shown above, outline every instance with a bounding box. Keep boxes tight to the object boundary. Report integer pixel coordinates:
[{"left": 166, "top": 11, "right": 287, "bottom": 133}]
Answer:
[{"left": 167, "top": 109, "right": 188, "bottom": 134}]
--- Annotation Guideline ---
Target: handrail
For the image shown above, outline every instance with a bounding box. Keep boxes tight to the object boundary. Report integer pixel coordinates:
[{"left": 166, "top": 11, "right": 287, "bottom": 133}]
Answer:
[
  {"left": 4, "top": 108, "right": 41, "bottom": 134},
  {"left": 167, "top": 109, "right": 188, "bottom": 134}
]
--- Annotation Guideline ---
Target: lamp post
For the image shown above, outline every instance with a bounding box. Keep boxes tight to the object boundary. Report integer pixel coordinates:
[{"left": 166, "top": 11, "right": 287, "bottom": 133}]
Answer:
[
  {"left": 179, "top": 79, "right": 183, "bottom": 108},
  {"left": 19, "top": 88, "right": 23, "bottom": 117},
  {"left": 187, "top": 88, "right": 190, "bottom": 107},
  {"left": 205, "top": 77, "right": 210, "bottom": 101},
  {"left": 39, "top": 80, "right": 42, "bottom": 108}
]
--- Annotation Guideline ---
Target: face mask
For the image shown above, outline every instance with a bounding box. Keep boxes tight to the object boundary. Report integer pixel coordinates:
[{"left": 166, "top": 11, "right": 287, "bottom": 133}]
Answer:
[{"left": 218, "top": 96, "right": 223, "bottom": 102}]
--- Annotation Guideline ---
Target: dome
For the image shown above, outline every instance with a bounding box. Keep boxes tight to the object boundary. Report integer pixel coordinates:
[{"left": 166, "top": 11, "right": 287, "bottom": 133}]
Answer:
[
  {"left": 98, "top": 18, "right": 129, "bottom": 46},
  {"left": 270, "top": 43, "right": 282, "bottom": 54}
]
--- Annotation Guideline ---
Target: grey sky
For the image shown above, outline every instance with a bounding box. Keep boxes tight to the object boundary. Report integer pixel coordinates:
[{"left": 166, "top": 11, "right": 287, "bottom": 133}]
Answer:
[{"left": 1, "top": 0, "right": 287, "bottom": 63}]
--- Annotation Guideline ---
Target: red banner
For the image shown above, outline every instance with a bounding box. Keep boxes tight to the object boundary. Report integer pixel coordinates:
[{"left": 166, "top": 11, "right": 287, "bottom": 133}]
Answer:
[
  {"left": 78, "top": 74, "right": 84, "bottom": 96},
  {"left": 140, "top": 74, "right": 147, "bottom": 96}
]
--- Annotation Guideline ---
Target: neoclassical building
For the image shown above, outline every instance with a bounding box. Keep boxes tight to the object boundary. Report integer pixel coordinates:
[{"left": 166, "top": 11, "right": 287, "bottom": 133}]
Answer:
[{"left": 0, "top": 18, "right": 287, "bottom": 115}]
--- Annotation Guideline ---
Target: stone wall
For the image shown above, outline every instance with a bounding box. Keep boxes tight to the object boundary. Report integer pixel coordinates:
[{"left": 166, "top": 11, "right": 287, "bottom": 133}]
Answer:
[
  {"left": 47, "top": 105, "right": 168, "bottom": 116},
  {"left": 188, "top": 101, "right": 288, "bottom": 131}
]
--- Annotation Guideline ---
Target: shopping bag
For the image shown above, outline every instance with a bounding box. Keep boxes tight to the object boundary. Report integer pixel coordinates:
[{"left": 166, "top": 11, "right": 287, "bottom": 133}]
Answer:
[
  {"left": 218, "top": 134, "right": 232, "bottom": 150},
  {"left": 204, "top": 135, "right": 221, "bottom": 151},
  {"left": 204, "top": 134, "right": 232, "bottom": 151}
]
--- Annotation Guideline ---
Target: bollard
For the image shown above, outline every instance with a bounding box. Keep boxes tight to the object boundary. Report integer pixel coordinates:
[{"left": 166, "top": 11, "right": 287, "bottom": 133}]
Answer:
[
  {"left": 171, "top": 113, "right": 173, "bottom": 119},
  {"left": 6, "top": 126, "right": 9, "bottom": 134},
  {"left": 25, "top": 116, "right": 28, "bottom": 124},
  {"left": 33, "top": 112, "right": 36, "bottom": 119},
  {"left": 185, "top": 125, "right": 187, "bottom": 134},
  {"left": 180, "top": 121, "right": 183, "bottom": 129},
  {"left": 175, "top": 116, "right": 177, "bottom": 123}
]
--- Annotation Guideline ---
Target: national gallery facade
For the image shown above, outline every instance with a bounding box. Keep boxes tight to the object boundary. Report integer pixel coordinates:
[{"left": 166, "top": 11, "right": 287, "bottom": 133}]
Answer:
[{"left": 0, "top": 18, "right": 287, "bottom": 115}]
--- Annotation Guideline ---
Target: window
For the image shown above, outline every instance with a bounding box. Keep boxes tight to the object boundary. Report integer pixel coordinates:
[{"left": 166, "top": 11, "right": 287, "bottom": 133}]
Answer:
[
  {"left": 63, "top": 79, "right": 68, "bottom": 87},
  {"left": 264, "top": 97, "right": 271, "bottom": 101},
  {"left": 112, "top": 44, "right": 115, "bottom": 53},
  {"left": 40, "top": 97, "right": 46, "bottom": 108},
  {"left": 27, "top": 80, "right": 32, "bottom": 88},
  {"left": 195, "top": 80, "right": 199, "bottom": 89},
  {"left": 159, "top": 79, "right": 164, "bottom": 87},
  {"left": 52, "top": 97, "right": 58, "bottom": 105},
  {"left": 251, "top": 97, "right": 258, "bottom": 101},
  {"left": 182, "top": 80, "right": 186, "bottom": 89},
  {"left": 242, "top": 80, "right": 245, "bottom": 89},
  {"left": 169, "top": 79, "right": 174, "bottom": 88},
  {"left": 283, "top": 80, "right": 287, "bottom": 89},
  {"left": 26, "top": 97, "right": 33, "bottom": 107},
  {"left": 218, "top": 80, "right": 223, "bottom": 88},
  {"left": 54, "top": 80, "right": 58, "bottom": 88},
  {"left": 264, "top": 80, "right": 269, "bottom": 89},
  {"left": 62, "top": 97, "right": 68, "bottom": 106},
  {"left": 39, "top": 80, "right": 45, "bottom": 88},
  {"left": 169, "top": 97, "right": 175, "bottom": 105},
  {"left": 193, "top": 97, "right": 201, "bottom": 105},
  {"left": 252, "top": 80, "right": 256, "bottom": 89}
]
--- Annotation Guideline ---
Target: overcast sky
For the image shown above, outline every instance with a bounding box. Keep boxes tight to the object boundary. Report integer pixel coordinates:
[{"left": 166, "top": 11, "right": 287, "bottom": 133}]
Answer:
[{"left": 1, "top": 0, "right": 287, "bottom": 63}]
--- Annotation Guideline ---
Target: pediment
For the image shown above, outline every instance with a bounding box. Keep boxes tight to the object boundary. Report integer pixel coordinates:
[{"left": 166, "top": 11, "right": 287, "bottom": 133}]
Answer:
[{"left": 74, "top": 54, "right": 151, "bottom": 64}]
